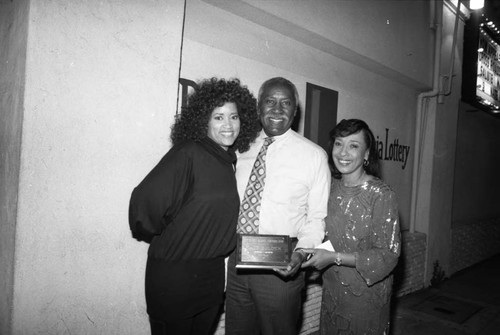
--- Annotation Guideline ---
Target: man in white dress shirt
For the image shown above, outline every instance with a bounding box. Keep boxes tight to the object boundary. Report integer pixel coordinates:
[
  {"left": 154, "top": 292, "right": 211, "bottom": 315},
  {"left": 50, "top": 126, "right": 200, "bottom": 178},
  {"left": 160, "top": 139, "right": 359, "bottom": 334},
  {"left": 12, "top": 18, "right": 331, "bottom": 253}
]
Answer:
[{"left": 225, "top": 77, "right": 331, "bottom": 335}]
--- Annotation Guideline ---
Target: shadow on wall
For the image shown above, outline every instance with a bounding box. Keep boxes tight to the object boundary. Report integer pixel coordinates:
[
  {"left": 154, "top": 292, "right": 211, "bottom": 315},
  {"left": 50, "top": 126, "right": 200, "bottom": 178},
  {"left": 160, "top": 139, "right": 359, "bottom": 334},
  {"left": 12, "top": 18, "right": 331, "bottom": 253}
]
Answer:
[{"left": 292, "top": 105, "right": 302, "bottom": 133}]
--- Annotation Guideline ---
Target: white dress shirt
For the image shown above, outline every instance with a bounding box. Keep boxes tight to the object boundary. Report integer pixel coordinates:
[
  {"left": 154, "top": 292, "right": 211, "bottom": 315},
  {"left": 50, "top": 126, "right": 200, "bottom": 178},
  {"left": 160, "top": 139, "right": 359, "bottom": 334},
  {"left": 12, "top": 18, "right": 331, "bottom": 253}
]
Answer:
[{"left": 236, "top": 129, "right": 331, "bottom": 249}]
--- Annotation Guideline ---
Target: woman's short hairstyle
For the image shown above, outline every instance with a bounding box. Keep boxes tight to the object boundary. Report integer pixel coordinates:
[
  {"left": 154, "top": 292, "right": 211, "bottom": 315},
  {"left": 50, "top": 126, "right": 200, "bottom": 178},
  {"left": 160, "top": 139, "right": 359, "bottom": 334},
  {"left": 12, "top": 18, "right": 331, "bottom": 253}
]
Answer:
[
  {"left": 170, "top": 77, "right": 260, "bottom": 152},
  {"left": 328, "top": 118, "right": 381, "bottom": 179}
]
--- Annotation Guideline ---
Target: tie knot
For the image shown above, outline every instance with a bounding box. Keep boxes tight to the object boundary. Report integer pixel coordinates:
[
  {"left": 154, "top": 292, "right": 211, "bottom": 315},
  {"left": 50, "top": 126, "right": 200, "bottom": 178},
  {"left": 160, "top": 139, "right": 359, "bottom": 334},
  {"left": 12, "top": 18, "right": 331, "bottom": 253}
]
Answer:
[{"left": 264, "top": 137, "right": 274, "bottom": 147}]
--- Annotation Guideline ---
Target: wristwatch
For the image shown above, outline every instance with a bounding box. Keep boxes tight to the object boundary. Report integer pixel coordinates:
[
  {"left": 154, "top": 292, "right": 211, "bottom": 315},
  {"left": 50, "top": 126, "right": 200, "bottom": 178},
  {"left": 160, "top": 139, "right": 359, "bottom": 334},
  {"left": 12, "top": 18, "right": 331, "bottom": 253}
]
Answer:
[
  {"left": 296, "top": 249, "right": 308, "bottom": 261},
  {"left": 334, "top": 253, "right": 342, "bottom": 266}
]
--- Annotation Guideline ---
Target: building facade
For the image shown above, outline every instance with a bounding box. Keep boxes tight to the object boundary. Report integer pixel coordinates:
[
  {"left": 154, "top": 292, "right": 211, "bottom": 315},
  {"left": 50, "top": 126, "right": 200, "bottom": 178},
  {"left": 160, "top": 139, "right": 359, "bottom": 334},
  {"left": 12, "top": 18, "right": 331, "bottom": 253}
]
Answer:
[{"left": 1, "top": 0, "right": 499, "bottom": 334}]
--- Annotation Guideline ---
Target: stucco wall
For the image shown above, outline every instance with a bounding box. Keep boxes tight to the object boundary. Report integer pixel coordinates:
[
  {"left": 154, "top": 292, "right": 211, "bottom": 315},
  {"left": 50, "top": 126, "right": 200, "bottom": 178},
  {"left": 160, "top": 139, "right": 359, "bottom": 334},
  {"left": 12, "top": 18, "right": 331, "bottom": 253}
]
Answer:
[
  {"left": 230, "top": 0, "right": 433, "bottom": 87},
  {"left": 2, "top": 0, "right": 474, "bottom": 333},
  {"left": 11, "top": 1, "right": 184, "bottom": 333},
  {"left": 451, "top": 101, "right": 500, "bottom": 272},
  {"left": 183, "top": 0, "right": 436, "bottom": 232},
  {"left": 180, "top": 0, "right": 446, "bottom": 333},
  {"left": 0, "top": 0, "right": 29, "bottom": 333},
  {"left": 453, "top": 102, "right": 500, "bottom": 222},
  {"left": 420, "top": 2, "right": 464, "bottom": 282}
]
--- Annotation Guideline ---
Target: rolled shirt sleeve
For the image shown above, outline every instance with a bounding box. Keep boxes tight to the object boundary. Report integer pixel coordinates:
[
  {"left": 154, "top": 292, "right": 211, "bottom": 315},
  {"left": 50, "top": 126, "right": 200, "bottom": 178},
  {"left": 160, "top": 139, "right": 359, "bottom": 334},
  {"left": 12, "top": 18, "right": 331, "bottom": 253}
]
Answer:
[{"left": 295, "top": 147, "right": 330, "bottom": 250}]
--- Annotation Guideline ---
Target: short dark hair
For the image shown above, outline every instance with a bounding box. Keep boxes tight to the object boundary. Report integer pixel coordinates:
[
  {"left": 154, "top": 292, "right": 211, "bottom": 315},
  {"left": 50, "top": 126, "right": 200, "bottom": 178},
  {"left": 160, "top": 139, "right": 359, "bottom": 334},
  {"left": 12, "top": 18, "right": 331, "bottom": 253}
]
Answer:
[
  {"left": 328, "top": 119, "right": 381, "bottom": 179},
  {"left": 257, "top": 77, "right": 299, "bottom": 110},
  {"left": 170, "top": 77, "right": 260, "bottom": 152}
]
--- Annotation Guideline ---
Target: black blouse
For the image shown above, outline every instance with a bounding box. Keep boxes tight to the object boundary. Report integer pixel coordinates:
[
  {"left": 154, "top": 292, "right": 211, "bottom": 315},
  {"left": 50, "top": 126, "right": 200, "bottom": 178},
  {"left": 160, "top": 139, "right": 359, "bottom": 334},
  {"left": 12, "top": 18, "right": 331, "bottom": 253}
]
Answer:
[{"left": 129, "top": 137, "right": 239, "bottom": 261}]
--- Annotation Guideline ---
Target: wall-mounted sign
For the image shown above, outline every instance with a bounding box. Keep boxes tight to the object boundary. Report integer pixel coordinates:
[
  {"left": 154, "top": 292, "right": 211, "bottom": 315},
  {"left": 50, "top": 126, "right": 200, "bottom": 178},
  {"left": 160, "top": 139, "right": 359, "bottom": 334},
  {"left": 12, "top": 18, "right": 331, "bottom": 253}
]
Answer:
[
  {"left": 462, "top": 9, "right": 500, "bottom": 117},
  {"left": 376, "top": 129, "right": 410, "bottom": 170},
  {"left": 177, "top": 78, "right": 198, "bottom": 113}
]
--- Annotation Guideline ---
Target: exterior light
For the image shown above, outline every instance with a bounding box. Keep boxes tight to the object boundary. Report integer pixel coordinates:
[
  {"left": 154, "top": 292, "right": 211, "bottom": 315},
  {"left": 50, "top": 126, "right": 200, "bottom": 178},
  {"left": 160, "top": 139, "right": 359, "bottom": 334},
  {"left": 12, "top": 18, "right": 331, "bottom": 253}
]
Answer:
[{"left": 470, "top": 0, "right": 484, "bottom": 10}]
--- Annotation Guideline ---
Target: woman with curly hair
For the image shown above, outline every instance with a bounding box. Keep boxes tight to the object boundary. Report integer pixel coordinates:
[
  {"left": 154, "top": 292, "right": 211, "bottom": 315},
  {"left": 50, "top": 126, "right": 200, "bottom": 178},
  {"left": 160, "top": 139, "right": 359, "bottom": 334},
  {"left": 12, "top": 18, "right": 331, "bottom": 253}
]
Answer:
[{"left": 129, "top": 78, "right": 260, "bottom": 335}]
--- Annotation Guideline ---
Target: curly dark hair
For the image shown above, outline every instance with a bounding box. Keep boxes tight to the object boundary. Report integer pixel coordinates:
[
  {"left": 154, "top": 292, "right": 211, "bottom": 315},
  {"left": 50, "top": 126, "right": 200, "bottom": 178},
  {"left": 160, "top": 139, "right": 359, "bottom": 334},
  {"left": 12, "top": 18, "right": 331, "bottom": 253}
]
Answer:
[
  {"left": 170, "top": 77, "right": 261, "bottom": 153},
  {"left": 328, "top": 119, "right": 381, "bottom": 179}
]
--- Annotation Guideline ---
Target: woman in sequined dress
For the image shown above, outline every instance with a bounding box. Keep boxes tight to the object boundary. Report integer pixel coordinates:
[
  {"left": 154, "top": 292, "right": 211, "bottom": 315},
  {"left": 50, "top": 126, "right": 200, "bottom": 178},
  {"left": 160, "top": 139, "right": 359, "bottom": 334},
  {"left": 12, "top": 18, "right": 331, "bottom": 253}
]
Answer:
[{"left": 302, "top": 119, "right": 401, "bottom": 334}]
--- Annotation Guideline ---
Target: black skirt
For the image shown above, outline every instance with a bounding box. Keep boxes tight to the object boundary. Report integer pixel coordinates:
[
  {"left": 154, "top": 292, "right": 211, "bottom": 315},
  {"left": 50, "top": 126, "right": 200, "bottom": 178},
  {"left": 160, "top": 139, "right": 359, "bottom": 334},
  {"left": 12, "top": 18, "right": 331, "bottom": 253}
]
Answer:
[{"left": 145, "top": 257, "right": 225, "bottom": 321}]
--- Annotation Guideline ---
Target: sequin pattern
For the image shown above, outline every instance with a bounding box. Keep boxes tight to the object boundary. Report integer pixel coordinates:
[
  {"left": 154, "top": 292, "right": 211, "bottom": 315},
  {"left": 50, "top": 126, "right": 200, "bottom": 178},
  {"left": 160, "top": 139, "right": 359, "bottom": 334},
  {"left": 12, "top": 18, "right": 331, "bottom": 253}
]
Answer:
[{"left": 320, "top": 178, "right": 401, "bottom": 335}]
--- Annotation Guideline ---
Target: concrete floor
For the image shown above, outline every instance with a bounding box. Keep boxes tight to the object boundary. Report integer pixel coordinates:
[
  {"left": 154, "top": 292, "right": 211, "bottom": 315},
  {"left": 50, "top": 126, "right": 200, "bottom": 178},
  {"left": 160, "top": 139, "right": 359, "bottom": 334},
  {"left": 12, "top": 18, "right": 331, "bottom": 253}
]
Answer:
[{"left": 390, "top": 253, "right": 500, "bottom": 335}]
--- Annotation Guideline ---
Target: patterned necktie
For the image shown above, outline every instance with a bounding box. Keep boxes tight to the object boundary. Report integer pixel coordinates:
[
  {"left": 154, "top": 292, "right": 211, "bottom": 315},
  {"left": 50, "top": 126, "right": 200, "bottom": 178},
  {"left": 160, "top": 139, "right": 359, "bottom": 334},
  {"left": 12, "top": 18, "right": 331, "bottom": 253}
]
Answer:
[{"left": 237, "top": 137, "right": 274, "bottom": 234}]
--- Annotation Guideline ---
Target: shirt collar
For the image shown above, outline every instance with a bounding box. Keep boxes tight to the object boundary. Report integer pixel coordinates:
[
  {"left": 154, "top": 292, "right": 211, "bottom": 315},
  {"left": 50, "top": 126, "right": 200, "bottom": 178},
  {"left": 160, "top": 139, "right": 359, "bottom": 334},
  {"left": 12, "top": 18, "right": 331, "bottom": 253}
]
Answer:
[{"left": 258, "top": 128, "right": 293, "bottom": 142}]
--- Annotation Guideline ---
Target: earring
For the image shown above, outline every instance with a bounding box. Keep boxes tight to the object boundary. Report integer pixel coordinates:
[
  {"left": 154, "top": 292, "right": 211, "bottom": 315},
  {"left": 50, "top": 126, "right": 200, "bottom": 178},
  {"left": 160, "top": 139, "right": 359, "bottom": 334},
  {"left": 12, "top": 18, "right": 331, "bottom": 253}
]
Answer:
[{"left": 363, "top": 159, "right": 369, "bottom": 167}]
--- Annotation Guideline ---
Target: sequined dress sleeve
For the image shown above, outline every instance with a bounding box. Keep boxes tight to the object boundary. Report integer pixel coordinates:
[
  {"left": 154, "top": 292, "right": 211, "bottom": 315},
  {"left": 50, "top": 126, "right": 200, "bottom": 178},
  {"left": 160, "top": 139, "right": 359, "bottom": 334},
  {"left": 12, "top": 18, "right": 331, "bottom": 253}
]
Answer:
[{"left": 320, "top": 178, "right": 401, "bottom": 334}]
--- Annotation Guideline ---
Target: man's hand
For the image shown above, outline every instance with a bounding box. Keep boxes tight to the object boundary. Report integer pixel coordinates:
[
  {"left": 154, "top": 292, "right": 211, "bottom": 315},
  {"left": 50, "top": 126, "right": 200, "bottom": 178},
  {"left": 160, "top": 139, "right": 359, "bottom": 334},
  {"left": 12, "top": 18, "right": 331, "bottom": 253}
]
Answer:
[{"left": 274, "top": 250, "right": 307, "bottom": 277}]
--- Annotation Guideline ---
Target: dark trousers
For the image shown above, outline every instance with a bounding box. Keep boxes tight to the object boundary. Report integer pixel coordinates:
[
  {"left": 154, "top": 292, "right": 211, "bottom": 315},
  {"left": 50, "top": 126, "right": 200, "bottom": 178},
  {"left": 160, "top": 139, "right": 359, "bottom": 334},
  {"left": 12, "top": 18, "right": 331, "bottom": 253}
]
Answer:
[
  {"left": 225, "top": 252, "right": 305, "bottom": 335},
  {"left": 149, "top": 304, "right": 222, "bottom": 335}
]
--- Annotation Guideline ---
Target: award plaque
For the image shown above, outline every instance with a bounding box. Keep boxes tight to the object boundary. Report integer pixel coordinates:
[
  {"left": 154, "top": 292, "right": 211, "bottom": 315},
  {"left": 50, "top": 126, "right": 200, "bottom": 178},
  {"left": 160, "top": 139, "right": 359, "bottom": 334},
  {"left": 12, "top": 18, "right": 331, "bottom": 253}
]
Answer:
[{"left": 236, "top": 234, "right": 291, "bottom": 269}]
